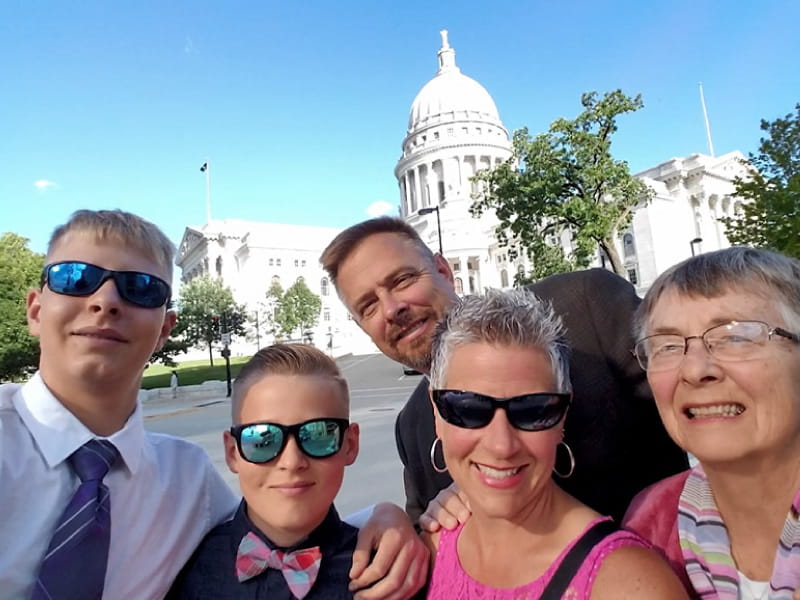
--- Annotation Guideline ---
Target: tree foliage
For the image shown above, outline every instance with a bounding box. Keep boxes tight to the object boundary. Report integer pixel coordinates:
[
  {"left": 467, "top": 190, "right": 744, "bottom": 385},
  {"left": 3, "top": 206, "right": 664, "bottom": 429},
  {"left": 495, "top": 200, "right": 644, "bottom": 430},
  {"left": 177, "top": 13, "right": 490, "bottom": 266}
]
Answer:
[
  {"left": 177, "top": 275, "right": 247, "bottom": 366},
  {"left": 271, "top": 278, "right": 322, "bottom": 340},
  {"left": 149, "top": 316, "right": 192, "bottom": 367},
  {"left": 0, "top": 233, "right": 44, "bottom": 381},
  {"left": 472, "top": 90, "right": 653, "bottom": 279},
  {"left": 722, "top": 102, "right": 800, "bottom": 258}
]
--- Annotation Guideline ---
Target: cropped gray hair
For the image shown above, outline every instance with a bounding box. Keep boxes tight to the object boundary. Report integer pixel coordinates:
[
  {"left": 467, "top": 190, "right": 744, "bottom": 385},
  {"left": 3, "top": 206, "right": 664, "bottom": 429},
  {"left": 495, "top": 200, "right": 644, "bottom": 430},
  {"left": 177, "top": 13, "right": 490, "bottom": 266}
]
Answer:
[
  {"left": 429, "top": 288, "right": 572, "bottom": 393},
  {"left": 635, "top": 246, "right": 800, "bottom": 339}
]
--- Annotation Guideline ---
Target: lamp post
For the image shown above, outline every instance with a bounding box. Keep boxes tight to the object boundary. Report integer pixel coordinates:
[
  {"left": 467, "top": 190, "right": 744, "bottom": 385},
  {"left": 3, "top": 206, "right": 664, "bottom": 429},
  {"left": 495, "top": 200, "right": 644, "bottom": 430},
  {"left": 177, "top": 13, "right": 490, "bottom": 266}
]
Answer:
[
  {"left": 690, "top": 237, "right": 703, "bottom": 257},
  {"left": 418, "top": 206, "right": 443, "bottom": 255}
]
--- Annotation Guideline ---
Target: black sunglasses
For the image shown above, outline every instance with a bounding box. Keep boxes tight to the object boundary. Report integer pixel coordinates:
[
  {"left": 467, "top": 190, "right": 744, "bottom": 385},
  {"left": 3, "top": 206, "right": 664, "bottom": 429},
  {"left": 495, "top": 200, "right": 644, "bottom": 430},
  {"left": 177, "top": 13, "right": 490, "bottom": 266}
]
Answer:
[
  {"left": 432, "top": 389, "right": 571, "bottom": 431},
  {"left": 42, "top": 261, "right": 171, "bottom": 309},
  {"left": 230, "top": 418, "right": 350, "bottom": 464}
]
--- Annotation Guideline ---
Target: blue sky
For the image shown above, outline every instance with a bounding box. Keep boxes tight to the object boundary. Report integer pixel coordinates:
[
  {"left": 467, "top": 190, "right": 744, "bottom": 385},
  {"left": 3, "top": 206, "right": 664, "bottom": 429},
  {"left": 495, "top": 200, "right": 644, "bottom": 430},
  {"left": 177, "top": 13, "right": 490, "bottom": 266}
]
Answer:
[{"left": 4, "top": 0, "right": 799, "bottom": 256}]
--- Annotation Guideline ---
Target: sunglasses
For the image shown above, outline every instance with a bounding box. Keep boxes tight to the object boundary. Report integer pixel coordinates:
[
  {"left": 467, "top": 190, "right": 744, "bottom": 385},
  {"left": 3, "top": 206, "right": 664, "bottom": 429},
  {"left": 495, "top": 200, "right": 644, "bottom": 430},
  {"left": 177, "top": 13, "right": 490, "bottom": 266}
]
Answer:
[
  {"left": 42, "top": 261, "right": 171, "bottom": 309},
  {"left": 230, "top": 418, "right": 350, "bottom": 464},
  {"left": 432, "top": 389, "right": 571, "bottom": 431}
]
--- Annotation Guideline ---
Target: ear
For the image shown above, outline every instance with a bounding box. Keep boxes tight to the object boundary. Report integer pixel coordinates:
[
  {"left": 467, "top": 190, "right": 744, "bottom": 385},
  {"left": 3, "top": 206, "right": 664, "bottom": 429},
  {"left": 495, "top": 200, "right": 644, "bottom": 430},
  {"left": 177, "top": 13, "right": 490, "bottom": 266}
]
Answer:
[
  {"left": 223, "top": 430, "right": 240, "bottom": 474},
  {"left": 153, "top": 309, "right": 178, "bottom": 352},
  {"left": 433, "top": 253, "right": 455, "bottom": 286},
  {"left": 26, "top": 289, "right": 42, "bottom": 337},
  {"left": 342, "top": 422, "right": 360, "bottom": 466}
]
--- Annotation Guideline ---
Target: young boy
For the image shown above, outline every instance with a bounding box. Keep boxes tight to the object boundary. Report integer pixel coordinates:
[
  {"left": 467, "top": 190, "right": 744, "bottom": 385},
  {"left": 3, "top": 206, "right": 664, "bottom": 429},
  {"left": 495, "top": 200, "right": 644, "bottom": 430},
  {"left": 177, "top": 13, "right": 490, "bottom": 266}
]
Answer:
[
  {"left": 0, "top": 209, "right": 239, "bottom": 599},
  {"left": 168, "top": 343, "right": 361, "bottom": 599}
]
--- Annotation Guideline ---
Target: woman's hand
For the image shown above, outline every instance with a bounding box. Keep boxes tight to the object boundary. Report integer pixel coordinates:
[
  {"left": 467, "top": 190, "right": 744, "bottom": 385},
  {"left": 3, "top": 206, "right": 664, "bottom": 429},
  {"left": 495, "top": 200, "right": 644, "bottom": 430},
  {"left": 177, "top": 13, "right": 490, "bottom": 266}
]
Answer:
[
  {"left": 349, "top": 502, "right": 429, "bottom": 600},
  {"left": 418, "top": 483, "right": 471, "bottom": 533}
]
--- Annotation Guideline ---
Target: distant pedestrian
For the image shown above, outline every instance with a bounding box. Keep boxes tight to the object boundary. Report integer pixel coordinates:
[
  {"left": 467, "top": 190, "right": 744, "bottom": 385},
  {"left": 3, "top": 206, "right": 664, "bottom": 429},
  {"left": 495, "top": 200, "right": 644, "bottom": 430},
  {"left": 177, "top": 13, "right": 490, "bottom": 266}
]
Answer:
[{"left": 170, "top": 370, "right": 179, "bottom": 399}]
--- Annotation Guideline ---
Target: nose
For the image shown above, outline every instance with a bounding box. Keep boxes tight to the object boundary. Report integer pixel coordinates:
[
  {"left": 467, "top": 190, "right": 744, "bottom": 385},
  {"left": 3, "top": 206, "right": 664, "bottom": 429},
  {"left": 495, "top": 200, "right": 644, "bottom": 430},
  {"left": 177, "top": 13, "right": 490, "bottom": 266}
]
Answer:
[
  {"left": 88, "top": 278, "right": 122, "bottom": 314},
  {"left": 379, "top": 289, "right": 408, "bottom": 322},
  {"left": 679, "top": 337, "right": 723, "bottom": 383},
  {"left": 482, "top": 409, "right": 520, "bottom": 459},
  {"left": 275, "top": 436, "right": 309, "bottom": 471}
]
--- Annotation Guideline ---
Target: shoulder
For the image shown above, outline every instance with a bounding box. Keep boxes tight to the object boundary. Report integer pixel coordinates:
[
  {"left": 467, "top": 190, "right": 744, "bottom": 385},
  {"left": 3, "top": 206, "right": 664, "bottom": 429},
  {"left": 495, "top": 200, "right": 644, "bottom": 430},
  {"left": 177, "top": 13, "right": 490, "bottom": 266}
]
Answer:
[
  {"left": 623, "top": 470, "right": 689, "bottom": 535},
  {"left": 397, "top": 378, "right": 431, "bottom": 423},
  {"left": 0, "top": 382, "right": 23, "bottom": 410},
  {"left": 589, "top": 544, "right": 690, "bottom": 600}
]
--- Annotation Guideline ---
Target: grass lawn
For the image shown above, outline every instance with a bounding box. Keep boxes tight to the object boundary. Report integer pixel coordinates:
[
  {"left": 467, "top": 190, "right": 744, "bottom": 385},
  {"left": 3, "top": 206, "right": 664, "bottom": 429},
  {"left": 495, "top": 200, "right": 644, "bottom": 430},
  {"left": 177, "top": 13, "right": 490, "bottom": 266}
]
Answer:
[{"left": 141, "top": 356, "right": 251, "bottom": 389}]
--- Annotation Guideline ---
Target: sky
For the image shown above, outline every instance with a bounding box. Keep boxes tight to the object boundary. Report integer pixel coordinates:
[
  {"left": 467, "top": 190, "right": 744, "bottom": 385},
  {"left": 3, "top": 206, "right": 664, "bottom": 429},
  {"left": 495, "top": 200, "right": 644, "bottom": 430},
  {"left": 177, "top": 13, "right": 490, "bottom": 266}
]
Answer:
[{"left": 3, "top": 0, "right": 799, "bottom": 256}]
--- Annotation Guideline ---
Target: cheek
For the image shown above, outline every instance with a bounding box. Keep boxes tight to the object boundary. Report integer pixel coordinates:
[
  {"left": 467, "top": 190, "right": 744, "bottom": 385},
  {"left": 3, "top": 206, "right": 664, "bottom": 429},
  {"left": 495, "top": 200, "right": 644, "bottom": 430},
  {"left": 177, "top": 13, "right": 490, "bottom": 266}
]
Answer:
[{"left": 440, "top": 426, "right": 478, "bottom": 461}]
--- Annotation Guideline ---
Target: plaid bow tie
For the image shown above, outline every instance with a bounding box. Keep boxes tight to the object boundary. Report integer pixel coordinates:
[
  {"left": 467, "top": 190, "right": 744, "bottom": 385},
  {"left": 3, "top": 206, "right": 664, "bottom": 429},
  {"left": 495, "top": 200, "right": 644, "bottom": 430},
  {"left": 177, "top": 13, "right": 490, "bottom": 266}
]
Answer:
[{"left": 236, "top": 531, "right": 322, "bottom": 599}]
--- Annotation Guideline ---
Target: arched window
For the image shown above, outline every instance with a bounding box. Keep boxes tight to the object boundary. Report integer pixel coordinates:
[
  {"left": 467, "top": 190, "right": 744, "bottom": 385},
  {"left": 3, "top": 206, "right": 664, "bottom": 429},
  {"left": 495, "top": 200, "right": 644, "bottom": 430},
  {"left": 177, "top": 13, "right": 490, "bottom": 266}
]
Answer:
[
  {"left": 622, "top": 233, "right": 636, "bottom": 258},
  {"left": 500, "top": 269, "right": 509, "bottom": 288},
  {"left": 215, "top": 256, "right": 223, "bottom": 276},
  {"left": 321, "top": 277, "right": 329, "bottom": 296},
  {"left": 454, "top": 277, "right": 464, "bottom": 295}
]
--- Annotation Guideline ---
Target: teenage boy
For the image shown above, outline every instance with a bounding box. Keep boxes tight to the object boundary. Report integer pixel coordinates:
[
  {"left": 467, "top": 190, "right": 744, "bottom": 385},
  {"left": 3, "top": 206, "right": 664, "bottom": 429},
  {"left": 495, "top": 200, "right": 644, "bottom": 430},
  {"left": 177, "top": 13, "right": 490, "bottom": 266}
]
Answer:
[
  {"left": 0, "top": 210, "right": 426, "bottom": 600},
  {"left": 170, "top": 343, "right": 361, "bottom": 598}
]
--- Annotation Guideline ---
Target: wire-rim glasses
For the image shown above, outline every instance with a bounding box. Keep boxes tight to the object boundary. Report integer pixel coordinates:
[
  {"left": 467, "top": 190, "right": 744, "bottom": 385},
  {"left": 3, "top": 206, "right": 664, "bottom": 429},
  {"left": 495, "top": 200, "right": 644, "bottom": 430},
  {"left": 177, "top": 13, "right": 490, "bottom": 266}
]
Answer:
[{"left": 633, "top": 320, "right": 800, "bottom": 372}]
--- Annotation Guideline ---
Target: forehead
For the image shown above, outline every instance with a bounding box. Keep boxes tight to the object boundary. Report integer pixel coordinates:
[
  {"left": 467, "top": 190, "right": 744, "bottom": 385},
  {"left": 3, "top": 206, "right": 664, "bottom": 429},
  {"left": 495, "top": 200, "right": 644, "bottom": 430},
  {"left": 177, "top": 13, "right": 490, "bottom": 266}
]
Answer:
[
  {"left": 648, "top": 287, "right": 782, "bottom": 330},
  {"left": 48, "top": 230, "right": 171, "bottom": 282},
  {"left": 336, "top": 232, "right": 428, "bottom": 297},
  {"left": 445, "top": 342, "right": 555, "bottom": 394},
  {"left": 238, "top": 374, "right": 348, "bottom": 423}
]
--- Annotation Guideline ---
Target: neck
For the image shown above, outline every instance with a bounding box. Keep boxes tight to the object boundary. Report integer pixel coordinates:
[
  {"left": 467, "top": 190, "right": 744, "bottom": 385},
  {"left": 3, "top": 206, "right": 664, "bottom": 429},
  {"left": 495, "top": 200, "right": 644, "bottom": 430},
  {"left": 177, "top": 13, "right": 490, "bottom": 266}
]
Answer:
[
  {"left": 247, "top": 503, "right": 327, "bottom": 548},
  {"left": 40, "top": 370, "right": 138, "bottom": 436}
]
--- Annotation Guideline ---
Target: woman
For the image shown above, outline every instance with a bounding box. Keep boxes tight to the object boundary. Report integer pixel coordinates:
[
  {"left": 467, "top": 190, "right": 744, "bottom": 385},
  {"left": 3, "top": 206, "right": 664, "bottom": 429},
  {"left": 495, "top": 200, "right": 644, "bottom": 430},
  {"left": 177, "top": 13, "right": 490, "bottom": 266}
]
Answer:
[
  {"left": 623, "top": 246, "right": 800, "bottom": 600},
  {"left": 424, "top": 289, "right": 687, "bottom": 599}
]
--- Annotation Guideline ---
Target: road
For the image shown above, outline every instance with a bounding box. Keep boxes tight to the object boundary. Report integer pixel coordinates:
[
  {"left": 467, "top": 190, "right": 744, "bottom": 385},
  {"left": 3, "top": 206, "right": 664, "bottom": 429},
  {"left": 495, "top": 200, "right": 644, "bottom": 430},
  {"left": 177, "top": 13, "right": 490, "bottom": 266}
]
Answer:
[{"left": 144, "top": 353, "right": 424, "bottom": 517}]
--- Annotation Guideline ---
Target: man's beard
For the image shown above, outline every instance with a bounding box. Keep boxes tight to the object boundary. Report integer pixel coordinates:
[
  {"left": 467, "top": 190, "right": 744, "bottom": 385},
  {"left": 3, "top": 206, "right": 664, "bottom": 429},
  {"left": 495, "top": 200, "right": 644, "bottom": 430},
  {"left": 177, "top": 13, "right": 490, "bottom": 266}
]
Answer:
[{"left": 388, "top": 309, "right": 436, "bottom": 372}]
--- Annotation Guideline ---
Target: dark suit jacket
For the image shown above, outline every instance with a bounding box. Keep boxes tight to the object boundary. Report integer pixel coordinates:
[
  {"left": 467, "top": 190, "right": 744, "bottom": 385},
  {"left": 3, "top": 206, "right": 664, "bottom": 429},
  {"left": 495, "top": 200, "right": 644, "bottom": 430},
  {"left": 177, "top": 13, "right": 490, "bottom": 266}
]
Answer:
[{"left": 395, "top": 268, "right": 688, "bottom": 524}]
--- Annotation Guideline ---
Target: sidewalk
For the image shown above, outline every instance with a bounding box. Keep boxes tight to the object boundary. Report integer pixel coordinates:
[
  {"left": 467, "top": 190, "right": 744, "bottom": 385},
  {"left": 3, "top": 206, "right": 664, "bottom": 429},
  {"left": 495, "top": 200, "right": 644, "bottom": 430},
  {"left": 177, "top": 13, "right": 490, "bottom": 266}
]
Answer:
[{"left": 141, "top": 393, "right": 230, "bottom": 419}]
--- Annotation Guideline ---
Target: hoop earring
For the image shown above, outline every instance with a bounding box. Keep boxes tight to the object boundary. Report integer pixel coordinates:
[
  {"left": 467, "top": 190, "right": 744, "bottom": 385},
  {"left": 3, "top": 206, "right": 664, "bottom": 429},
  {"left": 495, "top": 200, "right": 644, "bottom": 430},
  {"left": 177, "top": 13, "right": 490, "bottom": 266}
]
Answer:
[
  {"left": 553, "top": 441, "right": 575, "bottom": 478},
  {"left": 429, "top": 437, "right": 448, "bottom": 474}
]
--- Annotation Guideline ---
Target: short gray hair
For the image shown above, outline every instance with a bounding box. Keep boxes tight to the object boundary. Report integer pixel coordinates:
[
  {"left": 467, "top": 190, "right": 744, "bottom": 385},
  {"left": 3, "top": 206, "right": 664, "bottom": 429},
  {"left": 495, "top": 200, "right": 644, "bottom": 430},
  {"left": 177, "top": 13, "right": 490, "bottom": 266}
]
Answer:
[
  {"left": 635, "top": 246, "right": 800, "bottom": 339},
  {"left": 429, "top": 288, "right": 572, "bottom": 393}
]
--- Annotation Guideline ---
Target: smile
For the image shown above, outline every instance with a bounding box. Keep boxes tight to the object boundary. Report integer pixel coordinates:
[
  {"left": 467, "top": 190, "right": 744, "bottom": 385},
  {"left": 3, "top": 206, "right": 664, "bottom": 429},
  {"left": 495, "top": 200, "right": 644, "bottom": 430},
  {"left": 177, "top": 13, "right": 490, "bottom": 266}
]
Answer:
[
  {"left": 475, "top": 464, "right": 522, "bottom": 479},
  {"left": 685, "top": 404, "right": 745, "bottom": 419},
  {"left": 394, "top": 318, "right": 428, "bottom": 343}
]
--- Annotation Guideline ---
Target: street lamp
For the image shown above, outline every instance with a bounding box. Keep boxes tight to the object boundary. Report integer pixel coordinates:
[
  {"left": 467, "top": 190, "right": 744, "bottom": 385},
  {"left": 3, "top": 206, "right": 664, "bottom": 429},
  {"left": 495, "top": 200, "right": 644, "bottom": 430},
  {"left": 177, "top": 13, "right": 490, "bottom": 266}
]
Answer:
[
  {"left": 418, "top": 206, "right": 443, "bottom": 255},
  {"left": 690, "top": 237, "right": 703, "bottom": 257}
]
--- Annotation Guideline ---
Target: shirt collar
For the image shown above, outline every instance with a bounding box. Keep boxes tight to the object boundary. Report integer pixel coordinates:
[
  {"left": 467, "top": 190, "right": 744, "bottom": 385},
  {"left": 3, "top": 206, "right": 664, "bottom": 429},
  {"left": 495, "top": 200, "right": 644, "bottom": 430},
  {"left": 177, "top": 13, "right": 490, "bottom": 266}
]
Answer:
[{"left": 16, "top": 371, "right": 145, "bottom": 474}]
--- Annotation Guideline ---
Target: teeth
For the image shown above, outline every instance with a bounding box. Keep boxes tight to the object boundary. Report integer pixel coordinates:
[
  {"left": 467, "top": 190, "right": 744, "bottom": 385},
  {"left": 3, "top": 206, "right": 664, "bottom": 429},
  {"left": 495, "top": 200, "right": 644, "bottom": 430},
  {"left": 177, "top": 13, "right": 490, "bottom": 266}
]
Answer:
[
  {"left": 687, "top": 404, "right": 745, "bottom": 419},
  {"left": 476, "top": 465, "right": 520, "bottom": 479}
]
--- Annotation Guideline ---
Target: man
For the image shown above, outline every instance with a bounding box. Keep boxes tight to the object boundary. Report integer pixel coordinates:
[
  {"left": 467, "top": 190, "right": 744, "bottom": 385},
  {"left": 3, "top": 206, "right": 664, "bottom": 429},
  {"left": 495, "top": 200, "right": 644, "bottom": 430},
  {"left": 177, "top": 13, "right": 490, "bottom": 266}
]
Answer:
[{"left": 321, "top": 217, "right": 688, "bottom": 524}]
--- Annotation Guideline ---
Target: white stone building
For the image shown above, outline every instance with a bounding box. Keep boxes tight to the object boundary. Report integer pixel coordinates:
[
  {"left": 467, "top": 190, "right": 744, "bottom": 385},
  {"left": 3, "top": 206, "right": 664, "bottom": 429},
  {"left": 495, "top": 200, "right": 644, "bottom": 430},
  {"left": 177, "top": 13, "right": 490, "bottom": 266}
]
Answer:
[
  {"left": 399, "top": 31, "right": 748, "bottom": 295},
  {"left": 174, "top": 30, "right": 749, "bottom": 359},
  {"left": 175, "top": 219, "right": 375, "bottom": 357}
]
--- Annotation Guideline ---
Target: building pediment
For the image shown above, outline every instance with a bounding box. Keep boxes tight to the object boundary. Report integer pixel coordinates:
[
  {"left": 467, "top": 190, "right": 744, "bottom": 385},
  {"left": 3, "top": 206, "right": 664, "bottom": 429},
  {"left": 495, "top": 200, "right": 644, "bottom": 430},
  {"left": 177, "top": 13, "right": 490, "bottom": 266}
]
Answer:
[{"left": 176, "top": 227, "right": 206, "bottom": 265}]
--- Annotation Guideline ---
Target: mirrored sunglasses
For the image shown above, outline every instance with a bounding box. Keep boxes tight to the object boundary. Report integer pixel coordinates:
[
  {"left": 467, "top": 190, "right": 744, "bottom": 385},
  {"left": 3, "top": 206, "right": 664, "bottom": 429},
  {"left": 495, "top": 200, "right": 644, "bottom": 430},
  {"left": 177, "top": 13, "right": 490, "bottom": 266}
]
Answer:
[
  {"left": 43, "top": 261, "right": 171, "bottom": 309},
  {"left": 230, "top": 418, "right": 350, "bottom": 464},
  {"left": 432, "top": 389, "right": 571, "bottom": 431}
]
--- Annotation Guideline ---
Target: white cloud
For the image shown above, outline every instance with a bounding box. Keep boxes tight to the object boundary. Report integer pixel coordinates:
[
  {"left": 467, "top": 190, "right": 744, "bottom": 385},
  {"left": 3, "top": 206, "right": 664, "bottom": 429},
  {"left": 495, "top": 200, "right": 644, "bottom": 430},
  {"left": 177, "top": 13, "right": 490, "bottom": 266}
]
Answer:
[
  {"left": 366, "top": 200, "right": 395, "bottom": 217},
  {"left": 33, "top": 180, "right": 57, "bottom": 191}
]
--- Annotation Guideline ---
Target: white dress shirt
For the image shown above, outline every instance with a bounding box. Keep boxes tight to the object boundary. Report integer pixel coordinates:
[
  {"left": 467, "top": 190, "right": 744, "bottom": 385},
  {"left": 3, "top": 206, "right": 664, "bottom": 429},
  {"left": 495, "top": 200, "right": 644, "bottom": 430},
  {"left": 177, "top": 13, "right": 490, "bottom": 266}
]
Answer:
[{"left": 0, "top": 373, "right": 240, "bottom": 599}]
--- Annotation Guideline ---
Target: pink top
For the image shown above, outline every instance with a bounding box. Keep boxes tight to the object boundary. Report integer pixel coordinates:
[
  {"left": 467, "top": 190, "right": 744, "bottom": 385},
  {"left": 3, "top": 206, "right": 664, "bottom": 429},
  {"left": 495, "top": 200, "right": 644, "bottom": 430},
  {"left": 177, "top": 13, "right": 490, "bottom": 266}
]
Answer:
[{"left": 426, "top": 517, "right": 649, "bottom": 600}]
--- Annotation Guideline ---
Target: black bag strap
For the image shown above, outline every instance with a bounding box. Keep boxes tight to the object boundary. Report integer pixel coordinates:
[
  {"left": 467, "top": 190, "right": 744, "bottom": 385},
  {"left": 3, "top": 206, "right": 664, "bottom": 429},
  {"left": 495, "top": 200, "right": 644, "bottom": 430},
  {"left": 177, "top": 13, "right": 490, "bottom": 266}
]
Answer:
[{"left": 540, "top": 519, "right": 620, "bottom": 599}]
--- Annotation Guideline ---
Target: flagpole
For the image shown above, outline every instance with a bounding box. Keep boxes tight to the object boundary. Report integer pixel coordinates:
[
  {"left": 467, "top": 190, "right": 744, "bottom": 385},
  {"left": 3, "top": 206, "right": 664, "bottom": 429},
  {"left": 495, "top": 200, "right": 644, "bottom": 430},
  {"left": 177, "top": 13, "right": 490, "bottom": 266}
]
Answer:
[
  {"left": 201, "top": 159, "right": 211, "bottom": 223},
  {"left": 698, "top": 82, "right": 715, "bottom": 157}
]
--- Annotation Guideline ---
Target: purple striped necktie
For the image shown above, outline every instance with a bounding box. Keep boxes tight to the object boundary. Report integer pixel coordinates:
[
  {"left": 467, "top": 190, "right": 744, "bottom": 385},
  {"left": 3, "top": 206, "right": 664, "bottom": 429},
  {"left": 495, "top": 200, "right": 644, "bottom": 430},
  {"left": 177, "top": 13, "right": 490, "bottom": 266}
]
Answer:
[{"left": 32, "top": 439, "right": 119, "bottom": 600}]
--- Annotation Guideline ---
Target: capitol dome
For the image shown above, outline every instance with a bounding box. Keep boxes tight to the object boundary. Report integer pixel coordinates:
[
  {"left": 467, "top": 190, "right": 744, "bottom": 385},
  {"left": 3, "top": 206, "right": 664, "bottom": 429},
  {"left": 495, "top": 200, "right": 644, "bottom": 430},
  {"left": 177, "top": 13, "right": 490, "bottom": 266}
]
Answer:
[{"left": 407, "top": 31, "right": 505, "bottom": 135}]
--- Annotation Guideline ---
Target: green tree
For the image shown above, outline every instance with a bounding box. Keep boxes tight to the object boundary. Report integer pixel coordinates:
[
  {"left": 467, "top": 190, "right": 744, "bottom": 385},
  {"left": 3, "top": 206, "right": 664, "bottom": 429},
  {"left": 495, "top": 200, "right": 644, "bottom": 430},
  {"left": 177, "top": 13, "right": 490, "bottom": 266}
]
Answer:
[
  {"left": 263, "top": 280, "right": 285, "bottom": 340},
  {"left": 472, "top": 90, "right": 653, "bottom": 279},
  {"left": 722, "top": 102, "right": 800, "bottom": 258},
  {"left": 0, "top": 233, "right": 44, "bottom": 381},
  {"left": 178, "top": 275, "right": 247, "bottom": 366},
  {"left": 273, "top": 278, "right": 322, "bottom": 340},
  {"left": 149, "top": 316, "right": 192, "bottom": 367}
]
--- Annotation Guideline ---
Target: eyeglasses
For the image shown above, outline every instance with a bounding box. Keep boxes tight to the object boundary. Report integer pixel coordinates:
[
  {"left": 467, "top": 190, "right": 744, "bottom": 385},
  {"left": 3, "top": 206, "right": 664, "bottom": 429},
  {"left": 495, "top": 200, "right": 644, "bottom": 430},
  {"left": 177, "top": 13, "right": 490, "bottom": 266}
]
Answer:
[
  {"left": 230, "top": 418, "right": 350, "bottom": 464},
  {"left": 431, "top": 389, "right": 571, "bottom": 431},
  {"left": 42, "top": 261, "right": 171, "bottom": 309},
  {"left": 634, "top": 320, "right": 800, "bottom": 372}
]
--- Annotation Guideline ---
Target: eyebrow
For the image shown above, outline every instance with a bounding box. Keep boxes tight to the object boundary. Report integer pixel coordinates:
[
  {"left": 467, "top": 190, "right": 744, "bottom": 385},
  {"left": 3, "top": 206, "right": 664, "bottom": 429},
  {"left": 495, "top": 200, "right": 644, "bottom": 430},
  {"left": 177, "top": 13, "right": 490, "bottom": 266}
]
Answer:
[
  {"left": 647, "top": 316, "right": 754, "bottom": 336},
  {"left": 352, "top": 266, "right": 418, "bottom": 310}
]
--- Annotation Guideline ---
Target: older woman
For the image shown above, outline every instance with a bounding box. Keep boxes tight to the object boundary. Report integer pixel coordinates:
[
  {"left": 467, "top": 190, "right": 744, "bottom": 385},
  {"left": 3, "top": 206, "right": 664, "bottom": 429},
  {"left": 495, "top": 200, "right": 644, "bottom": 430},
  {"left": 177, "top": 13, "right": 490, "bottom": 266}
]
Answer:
[
  {"left": 623, "top": 247, "right": 800, "bottom": 600},
  {"left": 424, "top": 289, "right": 687, "bottom": 599}
]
